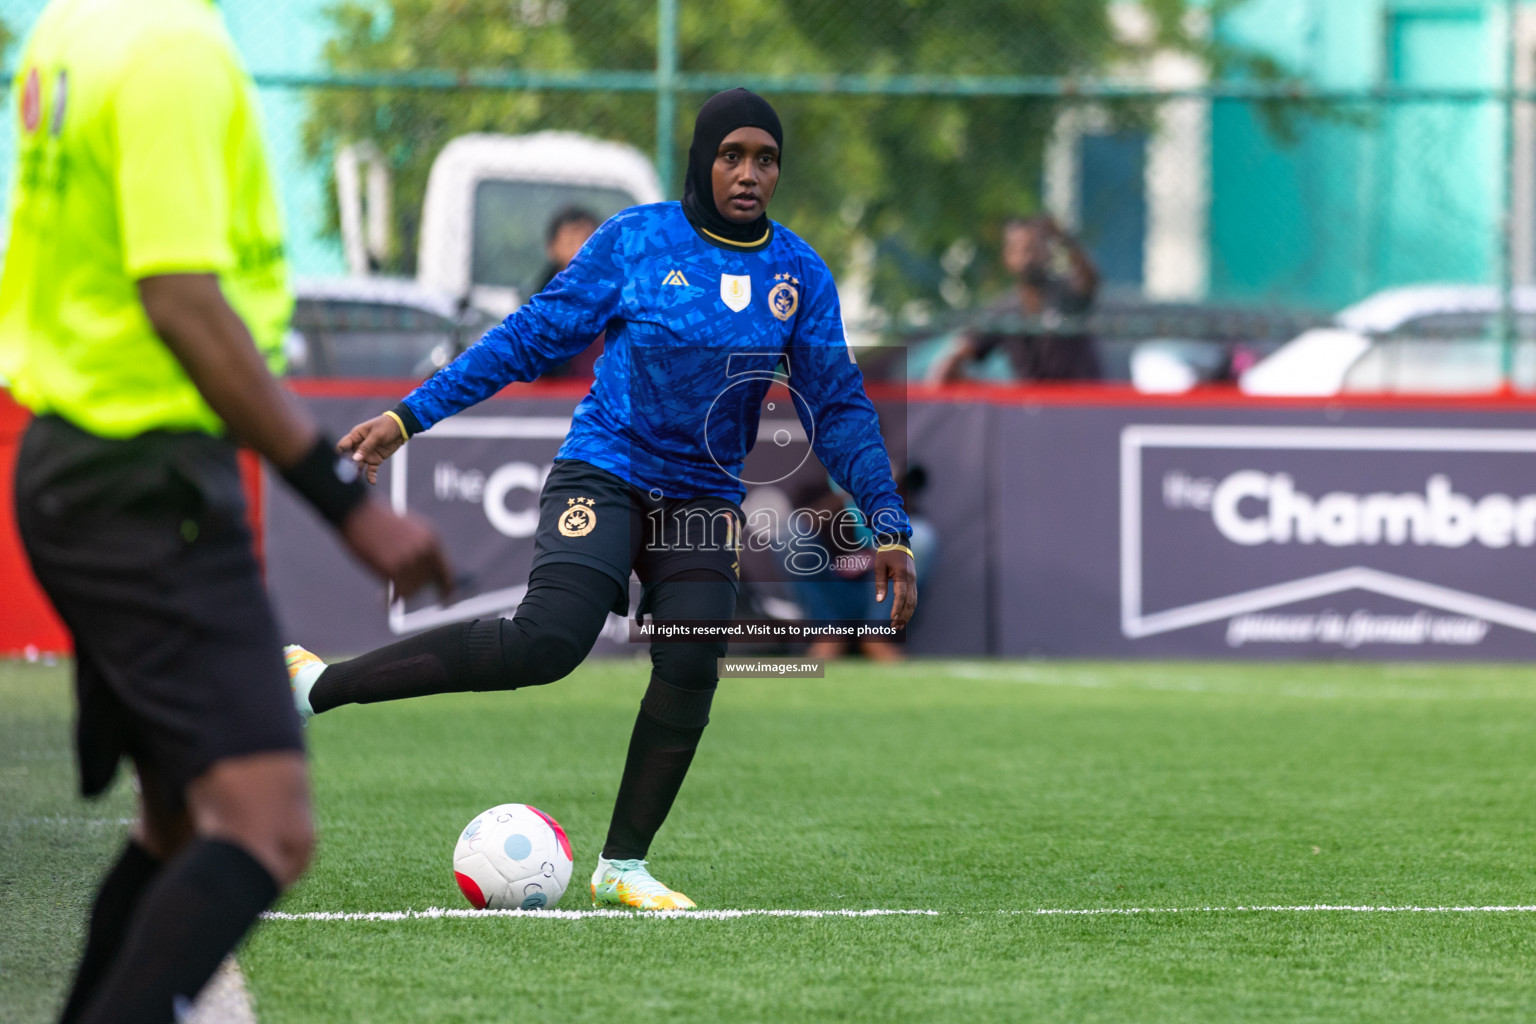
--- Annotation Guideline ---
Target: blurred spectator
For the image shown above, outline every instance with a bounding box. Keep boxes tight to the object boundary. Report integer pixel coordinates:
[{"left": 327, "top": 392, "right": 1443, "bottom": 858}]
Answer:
[
  {"left": 533, "top": 206, "right": 600, "bottom": 293},
  {"left": 790, "top": 466, "right": 938, "bottom": 662},
  {"left": 928, "top": 215, "right": 1101, "bottom": 383},
  {"left": 532, "top": 206, "right": 603, "bottom": 377}
]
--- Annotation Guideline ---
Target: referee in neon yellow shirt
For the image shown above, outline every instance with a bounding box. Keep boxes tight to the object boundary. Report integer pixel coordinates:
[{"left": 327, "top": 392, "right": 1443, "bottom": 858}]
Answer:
[{"left": 0, "top": 2, "right": 452, "bottom": 1020}]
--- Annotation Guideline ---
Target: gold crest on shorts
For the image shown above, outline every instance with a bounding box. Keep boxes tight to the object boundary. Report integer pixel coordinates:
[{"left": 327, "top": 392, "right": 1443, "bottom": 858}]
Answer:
[{"left": 558, "top": 497, "right": 597, "bottom": 537}]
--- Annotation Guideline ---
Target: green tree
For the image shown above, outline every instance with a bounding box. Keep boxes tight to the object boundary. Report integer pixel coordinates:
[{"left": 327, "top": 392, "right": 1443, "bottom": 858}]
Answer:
[{"left": 305, "top": 0, "right": 1214, "bottom": 319}]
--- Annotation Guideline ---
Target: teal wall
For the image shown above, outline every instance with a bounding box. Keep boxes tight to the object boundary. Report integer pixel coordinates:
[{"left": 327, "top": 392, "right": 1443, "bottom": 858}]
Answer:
[
  {"left": 0, "top": 0, "right": 346, "bottom": 275},
  {"left": 1210, "top": 0, "right": 1504, "bottom": 310}
]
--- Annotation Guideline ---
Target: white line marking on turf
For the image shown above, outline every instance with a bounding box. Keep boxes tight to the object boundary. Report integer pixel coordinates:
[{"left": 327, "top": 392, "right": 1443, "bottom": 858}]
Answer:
[
  {"left": 939, "top": 664, "right": 1527, "bottom": 702},
  {"left": 185, "top": 958, "right": 255, "bottom": 1024},
  {"left": 262, "top": 904, "right": 1536, "bottom": 922},
  {"left": 263, "top": 908, "right": 939, "bottom": 921},
  {"left": 1018, "top": 905, "right": 1536, "bottom": 915},
  {"left": 8, "top": 816, "right": 135, "bottom": 827}
]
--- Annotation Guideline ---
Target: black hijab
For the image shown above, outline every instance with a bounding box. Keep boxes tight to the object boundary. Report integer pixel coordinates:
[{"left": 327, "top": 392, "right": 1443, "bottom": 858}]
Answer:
[{"left": 681, "top": 88, "right": 783, "bottom": 246}]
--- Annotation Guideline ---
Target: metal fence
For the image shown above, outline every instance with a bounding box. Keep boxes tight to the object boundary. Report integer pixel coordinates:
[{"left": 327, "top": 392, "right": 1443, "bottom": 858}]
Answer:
[{"left": 3, "top": 0, "right": 1534, "bottom": 389}]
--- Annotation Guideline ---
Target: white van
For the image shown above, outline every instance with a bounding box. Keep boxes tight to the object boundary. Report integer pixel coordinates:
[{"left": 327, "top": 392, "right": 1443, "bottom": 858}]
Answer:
[
  {"left": 339, "top": 131, "right": 663, "bottom": 319},
  {"left": 415, "top": 132, "right": 663, "bottom": 317}
]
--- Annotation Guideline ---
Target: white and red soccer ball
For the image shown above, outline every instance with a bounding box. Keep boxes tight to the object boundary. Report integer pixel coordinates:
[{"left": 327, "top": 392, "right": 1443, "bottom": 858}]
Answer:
[{"left": 452, "top": 803, "right": 573, "bottom": 910}]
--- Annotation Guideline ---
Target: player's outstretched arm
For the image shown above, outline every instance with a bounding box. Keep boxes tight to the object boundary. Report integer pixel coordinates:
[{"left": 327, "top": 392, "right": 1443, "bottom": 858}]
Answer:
[
  {"left": 784, "top": 261, "right": 917, "bottom": 628},
  {"left": 874, "top": 547, "right": 918, "bottom": 628},
  {"left": 139, "top": 273, "right": 453, "bottom": 599},
  {"left": 395, "top": 217, "right": 626, "bottom": 435},
  {"left": 337, "top": 414, "right": 407, "bottom": 485}
]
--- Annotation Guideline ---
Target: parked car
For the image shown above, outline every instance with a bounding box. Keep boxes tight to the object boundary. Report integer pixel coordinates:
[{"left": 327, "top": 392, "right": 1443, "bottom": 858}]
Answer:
[
  {"left": 1240, "top": 284, "right": 1536, "bottom": 396},
  {"left": 882, "top": 296, "right": 1320, "bottom": 388},
  {"left": 285, "top": 277, "right": 496, "bottom": 379}
]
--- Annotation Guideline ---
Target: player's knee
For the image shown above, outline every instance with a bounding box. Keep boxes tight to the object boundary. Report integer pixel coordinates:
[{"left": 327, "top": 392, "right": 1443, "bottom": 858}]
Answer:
[
  {"left": 487, "top": 573, "right": 611, "bottom": 689},
  {"left": 265, "top": 811, "right": 316, "bottom": 889},
  {"left": 527, "top": 633, "right": 588, "bottom": 686},
  {"left": 195, "top": 807, "right": 313, "bottom": 889},
  {"left": 459, "top": 617, "right": 589, "bottom": 691},
  {"left": 652, "top": 640, "right": 725, "bottom": 692},
  {"left": 219, "top": 808, "right": 312, "bottom": 890},
  {"left": 225, "top": 793, "right": 314, "bottom": 889},
  {"left": 189, "top": 752, "right": 314, "bottom": 887},
  {"left": 502, "top": 628, "right": 591, "bottom": 688}
]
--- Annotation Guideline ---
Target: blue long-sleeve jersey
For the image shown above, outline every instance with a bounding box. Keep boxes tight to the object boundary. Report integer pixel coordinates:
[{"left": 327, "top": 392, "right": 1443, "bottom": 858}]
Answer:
[{"left": 401, "top": 202, "right": 910, "bottom": 538}]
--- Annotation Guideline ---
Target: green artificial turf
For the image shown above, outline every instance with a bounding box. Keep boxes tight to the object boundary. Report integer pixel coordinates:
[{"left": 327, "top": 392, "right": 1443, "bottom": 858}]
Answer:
[{"left": 5, "top": 658, "right": 1536, "bottom": 1022}]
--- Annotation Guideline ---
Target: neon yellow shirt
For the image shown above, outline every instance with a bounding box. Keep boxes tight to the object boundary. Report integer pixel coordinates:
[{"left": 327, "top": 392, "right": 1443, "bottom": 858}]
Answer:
[{"left": 0, "top": 0, "right": 291, "bottom": 438}]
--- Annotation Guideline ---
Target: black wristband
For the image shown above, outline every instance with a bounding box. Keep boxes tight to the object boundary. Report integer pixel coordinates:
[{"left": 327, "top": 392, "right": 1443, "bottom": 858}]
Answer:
[
  {"left": 874, "top": 530, "right": 912, "bottom": 550},
  {"left": 281, "top": 436, "right": 369, "bottom": 528},
  {"left": 391, "top": 402, "right": 424, "bottom": 438}
]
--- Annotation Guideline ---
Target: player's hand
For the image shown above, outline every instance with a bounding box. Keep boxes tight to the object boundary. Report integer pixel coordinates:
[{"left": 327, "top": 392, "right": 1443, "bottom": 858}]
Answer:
[
  {"left": 874, "top": 547, "right": 918, "bottom": 630},
  {"left": 339, "top": 500, "right": 455, "bottom": 600},
  {"left": 337, "top": 414, "right": 407, "bottom": 485}
]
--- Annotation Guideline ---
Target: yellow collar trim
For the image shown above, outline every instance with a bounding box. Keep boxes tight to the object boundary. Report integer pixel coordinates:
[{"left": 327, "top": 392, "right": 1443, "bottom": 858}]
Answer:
[{"left": 699, "top": 225, "right": 771, "bottom": 248}]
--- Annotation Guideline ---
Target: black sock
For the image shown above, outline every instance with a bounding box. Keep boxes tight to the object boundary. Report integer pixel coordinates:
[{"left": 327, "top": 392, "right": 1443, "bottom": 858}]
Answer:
[
  {"left": 602, "top": 677, "right": 715, "bottom": 860},
  {"left": 309, "top": 564, "right": 619, "bottom": 714},
  {"left": 74, "top": 839, "right": 279, "bottom": 1024},
  {"left": 59, "top": 841, "right": 162, "bottom": 1024},
  {"left": 309, "top": 619, "right": 500, "bottom": 712}
]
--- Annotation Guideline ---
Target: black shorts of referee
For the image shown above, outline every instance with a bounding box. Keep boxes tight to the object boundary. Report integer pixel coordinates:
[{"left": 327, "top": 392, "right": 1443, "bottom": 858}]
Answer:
[
  {"left": 14, "top": 415, "right": 302, "bottom": 810},
  {"left": 532, "top": 458, "right": 743, "bottom": 617}
]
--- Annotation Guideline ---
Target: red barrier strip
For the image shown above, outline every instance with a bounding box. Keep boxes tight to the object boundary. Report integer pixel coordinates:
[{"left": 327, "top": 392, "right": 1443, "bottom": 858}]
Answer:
[
  {"left": 896, "top": 382, "right": 1536, "bottom": 409},
  {"left": 0, "top": 393, "right": 70, "bottom": 655},
  {"left": 285, "top": 378, "right": 595, "bottom": 401}
]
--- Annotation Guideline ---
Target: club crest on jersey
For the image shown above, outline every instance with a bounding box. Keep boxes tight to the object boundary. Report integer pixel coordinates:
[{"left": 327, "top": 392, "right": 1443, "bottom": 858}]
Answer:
[
  {"left": 720, "top": 274, "right": 751, "bottom": 313},
  {"left": 769, "top": 274, "right": 800, "bottom": 321},
  {"left": 559, "top": 497, "right": 597, "bottom": 538}
]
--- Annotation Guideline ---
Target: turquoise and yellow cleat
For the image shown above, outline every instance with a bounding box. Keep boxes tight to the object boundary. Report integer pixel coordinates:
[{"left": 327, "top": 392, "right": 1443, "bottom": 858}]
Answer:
[
  {"left": 590, "top": 857, "right": 697, "bottom": 911},
  {"left": 283, "top": 644, "right": 327, "bottom": 725}
]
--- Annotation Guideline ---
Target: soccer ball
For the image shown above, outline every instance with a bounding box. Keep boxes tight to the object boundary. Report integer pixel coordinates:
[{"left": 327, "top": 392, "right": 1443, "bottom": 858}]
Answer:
[{"left": 452, "top": 803, "right": 574, "bottom": 910}]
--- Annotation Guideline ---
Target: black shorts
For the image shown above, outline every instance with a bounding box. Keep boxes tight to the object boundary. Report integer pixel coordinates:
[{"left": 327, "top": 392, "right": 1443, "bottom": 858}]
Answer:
[
  {"left": 532, "top": 459, "right": 742, "bottom": 616},
  {"left": 14, "top": 416, "right": 303, "bottom": 808}
]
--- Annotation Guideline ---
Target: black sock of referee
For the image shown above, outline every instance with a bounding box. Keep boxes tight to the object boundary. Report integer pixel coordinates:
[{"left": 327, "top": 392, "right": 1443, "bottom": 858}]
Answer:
[
  {"left": 308, "top": 563, "right": 619, "bottom": 713},
  {"left": 58, "top": 840, "right": 162, "bottom": 1024},
  {"left": 74, "top": 839, "right": 278, "bottom": 1024}
]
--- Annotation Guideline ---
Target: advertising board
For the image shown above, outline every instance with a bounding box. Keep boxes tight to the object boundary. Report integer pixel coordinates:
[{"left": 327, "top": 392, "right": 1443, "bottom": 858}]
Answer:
[{"left": 996, "top": 402, "right": 1536, "bottom": 659}]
